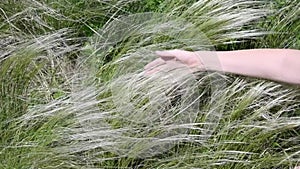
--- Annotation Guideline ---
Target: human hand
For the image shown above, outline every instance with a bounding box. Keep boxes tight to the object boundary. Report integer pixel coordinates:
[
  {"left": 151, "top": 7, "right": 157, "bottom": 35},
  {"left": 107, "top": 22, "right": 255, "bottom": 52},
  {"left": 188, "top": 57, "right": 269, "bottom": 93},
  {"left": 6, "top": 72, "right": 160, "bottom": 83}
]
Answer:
[{"left": 144, "top": 49, "right": 205, "bottom": 75}]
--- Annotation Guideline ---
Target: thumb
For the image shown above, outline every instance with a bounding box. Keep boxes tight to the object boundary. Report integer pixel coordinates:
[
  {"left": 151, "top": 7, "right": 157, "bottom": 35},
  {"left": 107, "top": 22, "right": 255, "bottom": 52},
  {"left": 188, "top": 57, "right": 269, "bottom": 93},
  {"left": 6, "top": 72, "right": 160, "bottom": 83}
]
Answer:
[
  {"left": 155, "top": 51, "right": 176, "bottom": 61},
  {"left": 156, "top": 50, "right": 193, "bottom": 64}
]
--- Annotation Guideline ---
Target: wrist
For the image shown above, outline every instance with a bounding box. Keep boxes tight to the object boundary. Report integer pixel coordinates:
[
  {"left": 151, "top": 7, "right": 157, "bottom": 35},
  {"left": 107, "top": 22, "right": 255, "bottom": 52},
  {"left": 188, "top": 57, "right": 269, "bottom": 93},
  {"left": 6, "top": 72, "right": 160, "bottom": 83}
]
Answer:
[{"left": 194, "top": 51, "right": 224, "bottom": 72}]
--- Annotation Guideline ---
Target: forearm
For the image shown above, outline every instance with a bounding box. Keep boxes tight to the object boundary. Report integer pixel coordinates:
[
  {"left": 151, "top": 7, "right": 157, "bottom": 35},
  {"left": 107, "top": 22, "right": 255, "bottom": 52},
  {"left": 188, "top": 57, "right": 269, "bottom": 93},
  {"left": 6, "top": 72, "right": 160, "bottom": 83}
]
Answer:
[{"left": 214, "top": 49, "right": 300, "bottom": 85}]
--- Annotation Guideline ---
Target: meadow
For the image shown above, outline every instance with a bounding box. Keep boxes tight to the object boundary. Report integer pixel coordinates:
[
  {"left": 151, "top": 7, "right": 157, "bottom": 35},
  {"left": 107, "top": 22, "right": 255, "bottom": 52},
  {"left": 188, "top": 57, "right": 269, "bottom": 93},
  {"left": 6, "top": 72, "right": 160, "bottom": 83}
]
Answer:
[{"left": 0, "top": 0, "right": 299, "bottom": 168}]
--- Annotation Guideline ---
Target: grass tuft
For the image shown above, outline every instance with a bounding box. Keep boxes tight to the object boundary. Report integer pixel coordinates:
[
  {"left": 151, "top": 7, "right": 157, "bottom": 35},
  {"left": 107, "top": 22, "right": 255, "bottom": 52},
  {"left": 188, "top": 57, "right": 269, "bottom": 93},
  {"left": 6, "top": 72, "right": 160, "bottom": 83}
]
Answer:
[{"left": 0, "top": 0, "right": 299, "bottom": 168}]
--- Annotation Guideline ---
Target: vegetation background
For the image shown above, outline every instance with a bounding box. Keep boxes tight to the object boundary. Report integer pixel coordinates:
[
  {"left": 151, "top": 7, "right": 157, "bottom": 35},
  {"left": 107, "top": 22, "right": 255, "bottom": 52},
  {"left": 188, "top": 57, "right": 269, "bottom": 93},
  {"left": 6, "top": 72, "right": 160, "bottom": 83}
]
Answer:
[{"left": 0, "top": 0, "right": 299, "bottom": 168}]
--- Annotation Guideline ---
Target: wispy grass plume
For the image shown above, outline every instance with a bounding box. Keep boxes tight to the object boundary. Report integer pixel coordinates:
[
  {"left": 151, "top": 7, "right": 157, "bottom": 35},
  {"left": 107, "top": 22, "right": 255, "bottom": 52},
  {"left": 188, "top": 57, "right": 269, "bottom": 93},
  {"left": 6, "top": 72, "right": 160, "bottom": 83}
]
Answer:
[{"left": 1, "top": 0, "right": 300, "bottom": 168}]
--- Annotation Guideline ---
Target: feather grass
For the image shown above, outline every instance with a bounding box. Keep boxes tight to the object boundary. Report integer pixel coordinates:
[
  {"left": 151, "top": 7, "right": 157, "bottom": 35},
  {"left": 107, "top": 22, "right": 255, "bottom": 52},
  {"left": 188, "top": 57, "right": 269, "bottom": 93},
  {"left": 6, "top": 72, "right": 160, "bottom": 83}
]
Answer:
[
  {"left": 1, "top": 0, "right": 300, "bottom": 168},
  {"left": 257, "top": 0, "right": 300, "bottom": 49}
]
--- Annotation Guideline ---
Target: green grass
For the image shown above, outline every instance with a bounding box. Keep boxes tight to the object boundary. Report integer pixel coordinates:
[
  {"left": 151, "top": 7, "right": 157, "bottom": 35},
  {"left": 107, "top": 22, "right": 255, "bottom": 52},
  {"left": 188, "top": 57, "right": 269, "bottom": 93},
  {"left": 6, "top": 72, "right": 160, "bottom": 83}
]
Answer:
[{"left": 0, "top": 0, "right": 300, "bottom": 168}]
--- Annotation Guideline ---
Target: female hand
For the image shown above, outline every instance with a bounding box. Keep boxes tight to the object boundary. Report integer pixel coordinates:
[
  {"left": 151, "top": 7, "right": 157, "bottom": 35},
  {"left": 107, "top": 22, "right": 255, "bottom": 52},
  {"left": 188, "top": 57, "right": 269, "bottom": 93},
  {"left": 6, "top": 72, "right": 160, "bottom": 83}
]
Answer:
[{"left": 144, "top": 49, "right": 205, "bottom": 75}]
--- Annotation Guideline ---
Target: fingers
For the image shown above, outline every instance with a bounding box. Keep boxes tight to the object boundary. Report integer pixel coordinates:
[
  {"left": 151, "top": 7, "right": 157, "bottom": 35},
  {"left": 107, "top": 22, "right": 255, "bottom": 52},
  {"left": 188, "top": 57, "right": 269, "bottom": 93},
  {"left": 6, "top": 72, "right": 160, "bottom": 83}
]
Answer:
[
  {"left": 144, "top": 58, "right": 183, "bottom": 76},
  {"left": 156, "top": 49, "right": 184, "bottom": 59},
  {"left": 155, "top": 51, "right": 176, "bottom": 61},
  {"left": 144, "top": 61, "right": 183, "bottom": 76},
  {"left": 144, "top": 49, "right": 197, "bottom": 76},
  {"left": 156, "top": 50, "right": 194, "bottom": 65},
  {"left": 144, "top": 66, "right": 162, "bottom": 76},
  {"left": 145, "top": 50, "right": 187, "bottom": 71},
  {"left": 144, "top": 59, "right": 169, "bottom": 76},
  {"left": 144, "top": 58, "right": 165, "bottom": 70},
  {"left": 155, "top": 49, "right": 184, "bottom": 57}
]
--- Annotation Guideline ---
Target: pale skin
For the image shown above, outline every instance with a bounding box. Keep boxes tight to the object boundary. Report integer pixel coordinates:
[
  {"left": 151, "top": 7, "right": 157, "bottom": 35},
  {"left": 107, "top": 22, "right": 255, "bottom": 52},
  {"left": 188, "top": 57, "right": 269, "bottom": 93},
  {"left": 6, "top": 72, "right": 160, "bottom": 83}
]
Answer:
[
  {"left": 146, "top": 49, "right": 300, "bottom": 169},
  {"left": 144, "top": 49, "right": 300, "bottom": 85}
]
